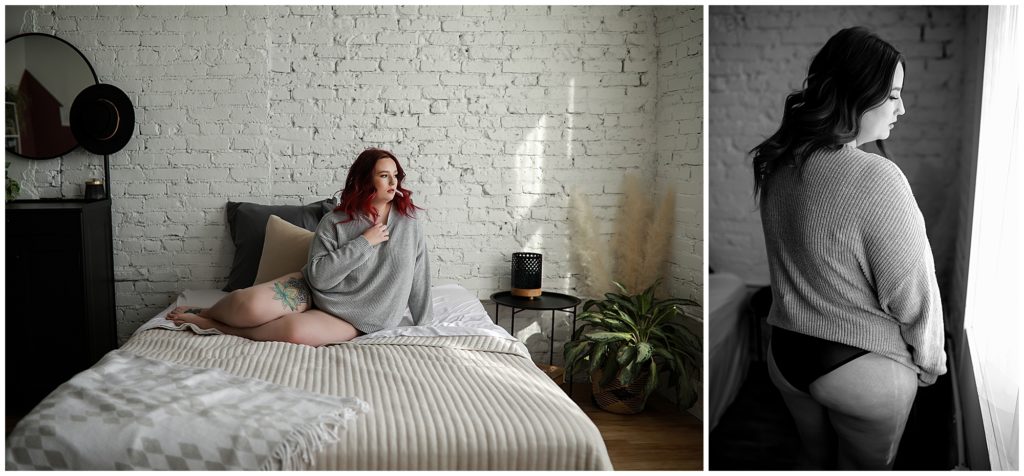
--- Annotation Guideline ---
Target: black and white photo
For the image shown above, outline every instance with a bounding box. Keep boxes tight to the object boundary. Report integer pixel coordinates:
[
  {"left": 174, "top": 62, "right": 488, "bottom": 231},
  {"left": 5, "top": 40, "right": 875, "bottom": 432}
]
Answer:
[{"left": 708, "top": 5, "right": 1019, "bottom": 471}]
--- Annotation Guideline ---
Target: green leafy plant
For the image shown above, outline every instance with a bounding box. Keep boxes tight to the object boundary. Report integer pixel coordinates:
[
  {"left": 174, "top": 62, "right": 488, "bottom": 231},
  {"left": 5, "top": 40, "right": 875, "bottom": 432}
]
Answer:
[{"left": 564, "top": 281, "right": 702, "bottom": 409}]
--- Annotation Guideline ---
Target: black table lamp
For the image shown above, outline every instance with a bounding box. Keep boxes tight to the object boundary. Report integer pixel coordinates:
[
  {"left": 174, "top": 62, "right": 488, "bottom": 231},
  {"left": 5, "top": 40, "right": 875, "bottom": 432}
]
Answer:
[{"left": 511, "top": 252, "right": 542, "bottom": 298}]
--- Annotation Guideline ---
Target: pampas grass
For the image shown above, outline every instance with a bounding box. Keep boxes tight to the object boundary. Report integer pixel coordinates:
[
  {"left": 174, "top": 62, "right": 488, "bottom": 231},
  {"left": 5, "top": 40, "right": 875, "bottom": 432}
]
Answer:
[
  {"left": 568, "top": 188, "right": 613, "bottom": 298},
  {"left": 640, "top": 185, "right": 676, "bottom": 297},
  {"left": 567, "top": 175, "right": 677, "bottom": 299},
  {"left": 612, "top": 174, "right": 648, "bottom": 294}
]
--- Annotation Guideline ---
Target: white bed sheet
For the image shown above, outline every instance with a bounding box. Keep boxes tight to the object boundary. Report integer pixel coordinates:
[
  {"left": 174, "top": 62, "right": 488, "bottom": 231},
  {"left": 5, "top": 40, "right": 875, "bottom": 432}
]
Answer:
[{"left": 133, "top": 283, "right": 514, "bottom": 342}]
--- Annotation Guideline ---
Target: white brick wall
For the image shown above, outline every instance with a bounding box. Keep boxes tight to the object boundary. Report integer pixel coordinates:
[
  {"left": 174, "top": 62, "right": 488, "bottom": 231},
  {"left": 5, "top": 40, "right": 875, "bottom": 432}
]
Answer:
[
  {"left": 654, "top": 5, "right": 704, "bottom": 419},
  {"left": 655, "top": 6, "right": 703, "bottom": 305},
  {"left": 709, "top": 6, "right": 969, "bottom": 297},
  {"left": 7, "top": 6, "right": 703, "bottom": 355}
]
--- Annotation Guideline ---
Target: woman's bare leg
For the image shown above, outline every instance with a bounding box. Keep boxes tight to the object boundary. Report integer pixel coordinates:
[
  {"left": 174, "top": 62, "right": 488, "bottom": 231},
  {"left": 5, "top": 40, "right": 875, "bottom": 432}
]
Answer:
[
  {"left": 766, "top": 340, "right": 838, "bottom": 469},
  {"left": 809, "top": 352, "right": 918, "bottom": 470},
  {"left": 168, "top": 309, "right": 361, "bottom": 347},
  {"left": 168, "top": 272, "right": 311, "bottom": 328}
]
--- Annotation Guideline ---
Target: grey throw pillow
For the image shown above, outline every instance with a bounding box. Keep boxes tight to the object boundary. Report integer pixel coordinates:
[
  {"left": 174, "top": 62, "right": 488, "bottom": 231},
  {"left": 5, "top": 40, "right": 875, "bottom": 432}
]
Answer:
[{"left": 223, "top": 198, "right": 336, "bottom": 291}]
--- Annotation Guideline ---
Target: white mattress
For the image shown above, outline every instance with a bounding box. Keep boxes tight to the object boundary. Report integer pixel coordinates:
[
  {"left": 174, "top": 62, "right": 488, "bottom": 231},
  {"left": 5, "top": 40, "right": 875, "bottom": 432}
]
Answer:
[
  {"left": 709, "top": 273, "right": 747, "bottom": 351},
  {"left": 708, "top": 272, "right": 750, "bottom": 431}
]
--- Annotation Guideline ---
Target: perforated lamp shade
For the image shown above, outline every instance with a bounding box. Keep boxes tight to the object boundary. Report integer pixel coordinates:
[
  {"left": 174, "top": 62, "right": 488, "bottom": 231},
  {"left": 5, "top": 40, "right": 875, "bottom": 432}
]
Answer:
[{"left": 511, "top": 252, "right": 542, "bottom": 298}]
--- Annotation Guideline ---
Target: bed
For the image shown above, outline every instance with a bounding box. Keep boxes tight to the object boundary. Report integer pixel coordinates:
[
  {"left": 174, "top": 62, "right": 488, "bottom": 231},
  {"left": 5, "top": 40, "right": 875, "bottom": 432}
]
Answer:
[
  {"left": 708, "top": 272, "right": 750, "bottom": 431},
  {"left": 6, "top": 283, "right": 613, "bottom": 470}
]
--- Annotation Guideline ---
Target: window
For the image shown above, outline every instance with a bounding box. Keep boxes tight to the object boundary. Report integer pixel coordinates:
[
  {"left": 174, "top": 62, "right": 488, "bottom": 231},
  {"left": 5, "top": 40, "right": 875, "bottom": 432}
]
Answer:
[{"left": 964, "top": 5, "right": 1021, "bottom": 471}]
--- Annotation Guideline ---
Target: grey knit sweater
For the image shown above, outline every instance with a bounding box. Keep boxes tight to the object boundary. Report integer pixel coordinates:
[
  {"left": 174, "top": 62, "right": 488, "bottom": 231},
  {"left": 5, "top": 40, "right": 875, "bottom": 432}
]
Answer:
[
  {"left": 302, "top": 206, "right": 433, "bottom": 333},
  {"left": 761, "top": 146, "right": 947, "bottom": 385}
]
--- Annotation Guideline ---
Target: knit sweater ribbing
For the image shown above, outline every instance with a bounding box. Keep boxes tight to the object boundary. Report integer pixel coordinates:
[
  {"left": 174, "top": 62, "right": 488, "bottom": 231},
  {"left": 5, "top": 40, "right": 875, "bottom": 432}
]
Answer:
[
  {"left": 302, "top": 206, "right": 433, "bottom": 334},
  {"left": 761, "top": 146, "right": 947, "bottom": 385}
]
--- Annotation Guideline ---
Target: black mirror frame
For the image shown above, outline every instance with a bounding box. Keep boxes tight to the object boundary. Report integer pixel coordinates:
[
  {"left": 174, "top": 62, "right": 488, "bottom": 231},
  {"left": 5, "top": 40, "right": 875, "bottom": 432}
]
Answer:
[{"left": 5, "top": 32, "right": 99, "bottom": 160}]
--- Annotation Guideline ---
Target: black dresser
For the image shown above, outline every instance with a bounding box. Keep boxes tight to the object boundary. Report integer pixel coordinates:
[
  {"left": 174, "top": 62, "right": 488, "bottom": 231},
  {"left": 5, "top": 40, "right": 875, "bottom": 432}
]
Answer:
[{"left": 6, "top": 199, "right": 117, "bottom": 415}]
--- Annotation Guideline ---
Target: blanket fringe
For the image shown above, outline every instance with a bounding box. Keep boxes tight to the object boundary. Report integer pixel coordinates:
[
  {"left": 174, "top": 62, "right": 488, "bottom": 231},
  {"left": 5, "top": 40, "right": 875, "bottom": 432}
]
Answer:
[{"left": 262, "top": 404, "right": 368, "bottom": 470}]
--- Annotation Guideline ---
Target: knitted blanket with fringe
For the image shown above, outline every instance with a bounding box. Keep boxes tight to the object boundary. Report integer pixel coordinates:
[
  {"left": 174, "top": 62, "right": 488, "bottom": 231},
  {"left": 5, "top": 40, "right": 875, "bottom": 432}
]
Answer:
[{"left": 5, "top": 349, "right": 369, "bottom": 470}]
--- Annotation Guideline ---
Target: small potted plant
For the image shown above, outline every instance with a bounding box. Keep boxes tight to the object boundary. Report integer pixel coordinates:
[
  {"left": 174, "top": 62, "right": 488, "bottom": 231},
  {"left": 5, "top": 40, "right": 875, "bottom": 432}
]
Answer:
[{"left": 564, "top": 281, "right": 701, "bottom": 414}]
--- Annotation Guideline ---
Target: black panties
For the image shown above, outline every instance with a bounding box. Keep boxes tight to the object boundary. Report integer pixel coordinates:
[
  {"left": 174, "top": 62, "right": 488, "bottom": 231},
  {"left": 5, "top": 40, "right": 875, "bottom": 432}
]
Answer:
[{"left": 771, "top": 326, "right": 870, "bottom": 394}]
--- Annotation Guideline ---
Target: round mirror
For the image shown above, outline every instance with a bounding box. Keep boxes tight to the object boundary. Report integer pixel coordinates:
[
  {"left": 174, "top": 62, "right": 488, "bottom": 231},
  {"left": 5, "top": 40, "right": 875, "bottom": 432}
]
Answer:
[{"left": 5, "top": 32, "right": 98, "bottom": 159}]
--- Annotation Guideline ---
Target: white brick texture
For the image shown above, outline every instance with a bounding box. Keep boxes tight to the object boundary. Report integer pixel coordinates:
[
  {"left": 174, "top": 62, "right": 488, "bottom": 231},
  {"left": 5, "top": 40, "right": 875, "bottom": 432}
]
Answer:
[
  {"left": 709, "top": 6, "right": 969, "bottom": 298},
  {"left": 655, "top": 7, "right": 703, "bottom": 306},
  {"left": 6, "top": 6, "right": 703, "bottom": 356}
]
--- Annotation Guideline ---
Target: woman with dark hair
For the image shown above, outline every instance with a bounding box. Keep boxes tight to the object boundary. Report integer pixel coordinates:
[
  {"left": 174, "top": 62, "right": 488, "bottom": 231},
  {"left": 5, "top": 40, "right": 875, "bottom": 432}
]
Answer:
[
  {"left": 168, "top": 148, "right": 433, "bottom": 346},
  {"left": 752, "top": 27, "right": 946, "bottom": 469}
]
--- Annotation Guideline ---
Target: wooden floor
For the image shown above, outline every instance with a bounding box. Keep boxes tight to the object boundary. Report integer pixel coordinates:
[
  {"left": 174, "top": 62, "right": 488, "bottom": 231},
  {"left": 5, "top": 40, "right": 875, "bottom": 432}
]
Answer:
[{"left": 563, "top": 381, "right": 704, "bottom": 470}]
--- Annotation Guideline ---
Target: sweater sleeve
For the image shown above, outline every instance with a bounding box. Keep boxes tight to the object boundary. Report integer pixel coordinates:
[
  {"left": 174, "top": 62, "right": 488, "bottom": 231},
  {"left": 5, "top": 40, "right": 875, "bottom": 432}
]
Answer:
[
  {"left": 407, "top": 221, "right": 433, "bottom": 326},
  {"left": 304, "top": 216, "right": 375, "bottom": 292},
  {"left": 860, "top": 160, "right": 947, "bottom": 385}
]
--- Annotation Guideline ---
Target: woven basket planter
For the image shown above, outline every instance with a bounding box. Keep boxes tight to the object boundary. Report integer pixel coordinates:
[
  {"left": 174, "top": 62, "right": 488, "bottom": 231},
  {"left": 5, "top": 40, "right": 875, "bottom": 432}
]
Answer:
[{"left": 591, "top": 369, "right": 650, "bottom": 415}]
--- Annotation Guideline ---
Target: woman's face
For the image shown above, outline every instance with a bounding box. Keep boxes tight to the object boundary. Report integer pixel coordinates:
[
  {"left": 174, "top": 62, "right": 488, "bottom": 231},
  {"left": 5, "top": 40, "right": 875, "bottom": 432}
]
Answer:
[
  {"left": 372, "top": 157, "right": 399, "bottom": 202},
  {"left": 855, "top": 62, "right": 906, "bottom": 145}
]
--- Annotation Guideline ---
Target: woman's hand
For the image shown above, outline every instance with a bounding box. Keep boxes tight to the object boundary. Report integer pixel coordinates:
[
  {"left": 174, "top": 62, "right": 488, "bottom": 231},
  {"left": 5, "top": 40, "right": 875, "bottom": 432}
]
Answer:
[{"left": 362, "top": 223, "right": 390, "bottom": 246}]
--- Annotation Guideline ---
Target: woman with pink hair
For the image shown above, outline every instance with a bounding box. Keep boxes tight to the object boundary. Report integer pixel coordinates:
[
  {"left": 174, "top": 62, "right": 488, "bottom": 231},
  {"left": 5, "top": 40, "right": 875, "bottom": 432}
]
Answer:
[{"left": 168, "top": 148, "right": 432, "bottom": 346}]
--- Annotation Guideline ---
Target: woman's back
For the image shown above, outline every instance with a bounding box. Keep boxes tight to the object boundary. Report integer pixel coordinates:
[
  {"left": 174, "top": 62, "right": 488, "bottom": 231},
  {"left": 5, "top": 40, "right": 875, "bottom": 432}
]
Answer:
[
  {"left": 762, "top": 146, "right": 891, "bottom": 320},
  {"left": 760, "top": 145, "right": 945, "bottom": 383}
]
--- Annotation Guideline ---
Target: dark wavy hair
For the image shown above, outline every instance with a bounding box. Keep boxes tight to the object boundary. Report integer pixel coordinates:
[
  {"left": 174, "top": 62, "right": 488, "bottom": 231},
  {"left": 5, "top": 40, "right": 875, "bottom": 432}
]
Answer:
[
  {"left": 751, "top": 27, "right": 905, "bottom": 198},
  {"left": 335, "top": 148, "right": 421, "bottom": 223}
]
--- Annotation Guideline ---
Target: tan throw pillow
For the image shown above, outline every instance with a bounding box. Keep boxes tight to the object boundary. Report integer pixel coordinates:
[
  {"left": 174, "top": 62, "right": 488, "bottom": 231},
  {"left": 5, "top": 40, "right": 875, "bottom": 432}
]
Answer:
[{"left": 253, "top": 214, "right": 315, "bottom": 285}]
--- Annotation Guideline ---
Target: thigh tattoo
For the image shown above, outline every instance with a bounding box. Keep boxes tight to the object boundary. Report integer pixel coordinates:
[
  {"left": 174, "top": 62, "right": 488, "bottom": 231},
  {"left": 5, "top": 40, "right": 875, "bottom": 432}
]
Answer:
[{"left": 271, "top": 277, "right": 311, "bottom": 312}]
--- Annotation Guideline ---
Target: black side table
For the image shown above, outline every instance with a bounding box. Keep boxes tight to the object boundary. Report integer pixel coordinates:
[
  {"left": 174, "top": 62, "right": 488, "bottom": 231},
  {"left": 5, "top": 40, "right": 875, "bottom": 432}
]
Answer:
[{"left": 490, "top": 291, "right": 581, "bottom": 368}]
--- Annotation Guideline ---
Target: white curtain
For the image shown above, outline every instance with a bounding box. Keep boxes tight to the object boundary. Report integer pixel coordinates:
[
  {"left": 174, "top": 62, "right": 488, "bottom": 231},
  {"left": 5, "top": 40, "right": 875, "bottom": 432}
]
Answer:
[{"left": 964, "top": 5, "right": 1022, "bottom": 471}]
